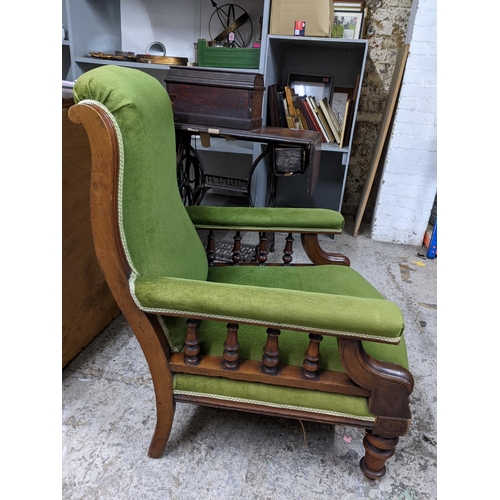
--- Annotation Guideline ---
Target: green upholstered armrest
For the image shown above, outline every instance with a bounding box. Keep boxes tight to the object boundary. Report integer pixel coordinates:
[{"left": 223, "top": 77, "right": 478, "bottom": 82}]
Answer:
[
  {"left": 131, "top": 275, "right": 404, "bottom": 344},
  {"left": 186, "top": 206, "right": 344, "bottom": 233}
]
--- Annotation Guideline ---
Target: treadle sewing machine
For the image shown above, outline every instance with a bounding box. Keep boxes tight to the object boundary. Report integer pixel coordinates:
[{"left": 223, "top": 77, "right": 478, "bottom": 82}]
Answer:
[{"left": 164, "top": 66, "right": 322, "bottom": 207}]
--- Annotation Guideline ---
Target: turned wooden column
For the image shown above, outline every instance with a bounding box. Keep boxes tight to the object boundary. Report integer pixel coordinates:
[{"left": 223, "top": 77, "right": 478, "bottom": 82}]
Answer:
[
  {"left": 303, "top": 334, "right": 322, "bottom": 379},
  {"left": 262, "top": 328, "right": 280, "bottom": 374},
  {"left": 282, "top": 233, "right": 294, "bottom": 265},
  {"left": 232, "top": 231, "right": 242, "bottom": 265},
  {"left": 184, "top": 319, "right": 200, "bottom": 365},
  {"left": 223, "top": 323, "right": 240, "bottom": 370},
  {"left": 206, "top": 230, "right": 216, "bottom": 266},
  {"left": 258, "top": 232, "right": 269, "bottom": 265}
]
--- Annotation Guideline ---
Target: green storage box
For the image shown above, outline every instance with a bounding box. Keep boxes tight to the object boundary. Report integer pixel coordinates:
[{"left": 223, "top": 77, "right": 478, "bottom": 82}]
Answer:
[{"left": 197, "top": 39, "right": 260, "bottom": 69}]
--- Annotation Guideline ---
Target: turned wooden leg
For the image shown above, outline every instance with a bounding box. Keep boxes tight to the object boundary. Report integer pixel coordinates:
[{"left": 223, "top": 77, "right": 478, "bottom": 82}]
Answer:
[{"left": 359, "top": 430, "right": 399, "bottom": 479}]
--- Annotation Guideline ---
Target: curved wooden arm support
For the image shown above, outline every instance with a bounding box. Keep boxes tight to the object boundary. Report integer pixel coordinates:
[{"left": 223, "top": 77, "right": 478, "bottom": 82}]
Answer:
[
  {"left": 301, "top": 233, "right": 350, "bottom": 266},
  {"left": 68, "top": 103, "right": 175, "bottom": 458},
  {"left": 338, "top": 338, "right": 414, "bottom": 437}
]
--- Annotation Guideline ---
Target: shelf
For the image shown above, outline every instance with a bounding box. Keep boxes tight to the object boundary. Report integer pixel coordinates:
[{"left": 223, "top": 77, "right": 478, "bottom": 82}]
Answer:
[
  {"left": 192, "top": 66, "right": 262, "bottom": 74},
  {"left": 75, "top": 56, "right": 261, "bottom": 74},
  {"left": 267, "top": 35, "right": 368, "bottom": 50},
  {"left": 75, "top": 56, "right": 175, "bottom": 71},
  {"left": 64, "top": 0, "right": 366, "bottom": 211}
]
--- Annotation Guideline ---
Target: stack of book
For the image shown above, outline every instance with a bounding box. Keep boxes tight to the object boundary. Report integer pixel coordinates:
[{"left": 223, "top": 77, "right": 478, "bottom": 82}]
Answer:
[
  {"left": 267, "top": 83, "right": 358, "bottom": 149},
  {"left": 332, "top": 1, "right": 368, "bottom": 39}
]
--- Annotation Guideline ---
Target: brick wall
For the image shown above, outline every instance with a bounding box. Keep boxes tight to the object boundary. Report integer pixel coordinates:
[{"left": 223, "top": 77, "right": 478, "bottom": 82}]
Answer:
[
  {"left": 342, "top": 0, "right": 437, "bottom": 246},
  {"left": 370, "top": 0, "right": 437, "bottom": 244},
  {"left": 342, "top": 0, "right": 414, "bottom": 217}
]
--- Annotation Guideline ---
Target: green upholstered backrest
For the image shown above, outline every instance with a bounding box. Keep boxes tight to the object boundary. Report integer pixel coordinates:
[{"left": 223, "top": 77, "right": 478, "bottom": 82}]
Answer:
[{"left": 73, "top": 66, "right": 208, "bottom": 281}]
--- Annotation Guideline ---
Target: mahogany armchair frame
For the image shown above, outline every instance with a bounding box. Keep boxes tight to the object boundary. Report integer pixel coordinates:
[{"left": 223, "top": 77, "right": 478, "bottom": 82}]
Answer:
[{"left": 68, "top": 100, "right": 413, "bottom": 480}]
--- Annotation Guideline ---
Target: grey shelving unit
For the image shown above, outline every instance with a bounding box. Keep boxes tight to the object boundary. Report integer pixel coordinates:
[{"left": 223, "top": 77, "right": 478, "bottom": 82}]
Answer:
[
  {"left": 62, "top": 0, "right": 367, "bottom": 213},
  {"left": 262, "top": 34, "right": 368, "bottom": 211}
]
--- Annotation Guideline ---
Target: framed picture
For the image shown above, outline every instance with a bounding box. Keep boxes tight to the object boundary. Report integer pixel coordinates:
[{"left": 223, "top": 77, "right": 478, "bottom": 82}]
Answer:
[
  {"left": 332, "top": 10, "right": 363, "bottom": 39},
  {"left": 286, "top": 73, "right": 334, "bottom": 103}
]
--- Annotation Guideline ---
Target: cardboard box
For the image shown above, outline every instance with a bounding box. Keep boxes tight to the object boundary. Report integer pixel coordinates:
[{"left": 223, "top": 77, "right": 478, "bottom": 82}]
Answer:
[{"left": 269, "top": 0, "right": 333, "bottom": 37}]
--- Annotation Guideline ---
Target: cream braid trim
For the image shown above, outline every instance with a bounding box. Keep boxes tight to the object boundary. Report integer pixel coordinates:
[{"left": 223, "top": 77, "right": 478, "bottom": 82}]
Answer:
[
  {"left": 173, "top": 390, "right": 375, "bottom": 422},
  {"left": 128, "top": 274, "right": 401, "bottom": 345},
  {"left": 78, "top": 99, "right": 139, "bottom": 276}
]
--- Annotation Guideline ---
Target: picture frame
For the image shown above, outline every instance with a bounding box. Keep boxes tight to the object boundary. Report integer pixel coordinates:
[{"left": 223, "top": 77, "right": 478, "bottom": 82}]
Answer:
[
  {"left": 286, "top": 72, "right": 334, "bottom": 104},
  {"left": 332, "top": 10, "right": 363, "bottom": 39}
]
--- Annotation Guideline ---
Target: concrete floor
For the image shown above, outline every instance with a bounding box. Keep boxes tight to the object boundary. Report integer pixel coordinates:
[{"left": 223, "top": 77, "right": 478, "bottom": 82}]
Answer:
[{"left": 62, "top": 221, "right": 437, "bottom": 499}]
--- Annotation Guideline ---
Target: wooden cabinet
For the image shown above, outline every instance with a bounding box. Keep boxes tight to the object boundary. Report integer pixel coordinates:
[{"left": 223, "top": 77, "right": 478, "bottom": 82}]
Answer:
[
  {"left": 62, "top": 91, "right": 120, "bottom": 368},
  {"left": 62, "top": 0, "right": 367, "bottom": 212}
]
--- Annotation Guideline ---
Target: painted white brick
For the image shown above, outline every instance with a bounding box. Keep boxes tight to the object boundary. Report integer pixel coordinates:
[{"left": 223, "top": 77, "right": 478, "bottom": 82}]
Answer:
[
  {"left": 384, "top": 146, "right": 437, "bottom": 166},
  {"left": 391, "top": 121, "right": 436, "bottom": 140},
  {"left": 418, "top": 0, "right": 437, "bottom": 11},
  {"left": 416, "top": 97, "right": 437, "bottom": 113},
  {"left": 409, "top": 41, "right": 436, "bottom": 57},
  {"left": 370, "top": 0, "right": 437, "bottom": 244},
  {"left": 411, "top": 24, "right": 436, "bottom": 43},
  {"left": 401, "top": 83, "right": 437, "bottom": 100},
  {"left": 398, "top": 97, "right": 418, "bottom": 111},
  {"left": 394, "top": 110, "right": 435, "bottom": 126},
  {"left": 404, "top": 68, "right": 437, "bottom": 87},
  {"left": 414, "top": 7, "right": 436, "bottom": 26},
  {"left": 407, "top": 56, "right": 436, "bottom": 72}
]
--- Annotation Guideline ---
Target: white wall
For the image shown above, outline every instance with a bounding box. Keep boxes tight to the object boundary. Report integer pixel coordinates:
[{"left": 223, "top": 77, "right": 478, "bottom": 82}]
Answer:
[{"left": 370, "top": 0, "right": 437, "bottom": 245}]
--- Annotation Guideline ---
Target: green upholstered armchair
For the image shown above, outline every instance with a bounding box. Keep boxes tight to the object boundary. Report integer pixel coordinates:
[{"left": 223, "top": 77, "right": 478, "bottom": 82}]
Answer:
[{"left": 69, "top": 65, "right": 414, "bottom": 480}]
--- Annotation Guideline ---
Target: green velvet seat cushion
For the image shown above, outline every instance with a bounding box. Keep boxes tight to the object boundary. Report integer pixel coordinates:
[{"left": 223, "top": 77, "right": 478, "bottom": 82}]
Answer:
[
  {"left": 186, "top": 206, "right": 345, "bottom": 232},
  {"left": 133, "top": 265, "right": 404, "bottom": 341},
  {"left": 173, "top": 374, "right": 374, "bottom": 419}
]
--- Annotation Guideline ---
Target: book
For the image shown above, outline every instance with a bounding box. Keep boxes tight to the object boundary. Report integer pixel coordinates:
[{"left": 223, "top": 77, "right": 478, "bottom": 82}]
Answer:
[
  {"left": 304, "top": 96, "right": 330, "bottom": 142},
  {"left": 267, "top": 84, "right": 280, "bottom": 127},
  {"left": 276, "top": 90, "right": 288, "bottom": 128},
  {"left": 284, "top": 86, "right": 296, "bottom": 116},
  {"left": 310, "top": 96, "right": 335, "bottom": 143},
  {"left": 301, "top": 96, "right": 329, "bottom": 142},
  {"left": 338, "top": 99, "right": 351, "bottom": 148},
  {"left": 294, "top": 96, "right": 320, "bottom": 133},
  {"left": 319, "top": 98, "right": 342, "bottom": 144},
  {"left": 331, "top": 91, "right": 349, "bottom": 127}
]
